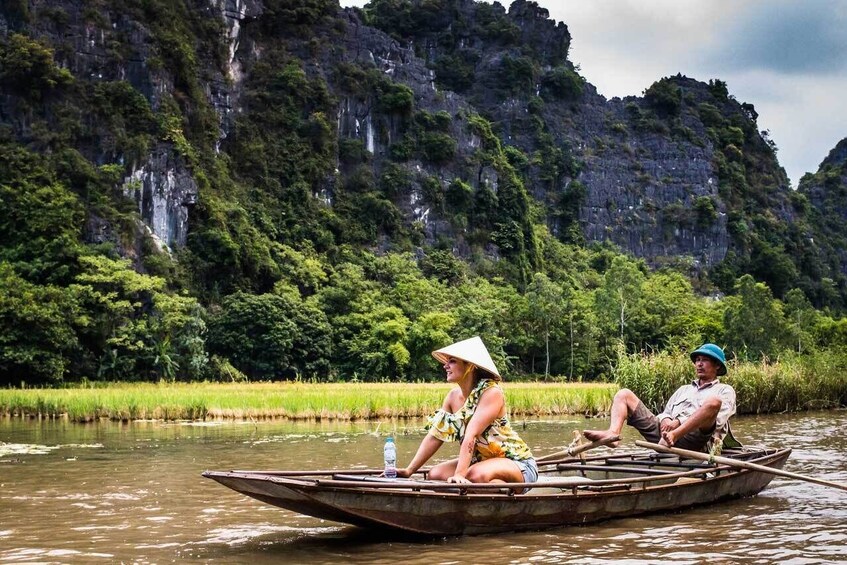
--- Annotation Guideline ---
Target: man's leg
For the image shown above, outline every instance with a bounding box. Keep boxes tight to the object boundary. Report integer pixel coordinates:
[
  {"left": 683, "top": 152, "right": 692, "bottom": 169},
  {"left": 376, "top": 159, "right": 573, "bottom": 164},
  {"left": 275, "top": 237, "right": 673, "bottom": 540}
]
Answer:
[{"left": 583, "top": 388, "right": 644, "bottom": 447}]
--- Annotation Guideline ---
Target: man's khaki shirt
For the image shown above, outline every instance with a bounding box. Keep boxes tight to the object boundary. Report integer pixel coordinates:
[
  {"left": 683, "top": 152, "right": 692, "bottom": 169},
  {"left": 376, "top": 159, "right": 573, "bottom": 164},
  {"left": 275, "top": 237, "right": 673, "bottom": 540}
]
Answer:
[{"left": 657, "top": 378, "right": 737, "bottom": 443}]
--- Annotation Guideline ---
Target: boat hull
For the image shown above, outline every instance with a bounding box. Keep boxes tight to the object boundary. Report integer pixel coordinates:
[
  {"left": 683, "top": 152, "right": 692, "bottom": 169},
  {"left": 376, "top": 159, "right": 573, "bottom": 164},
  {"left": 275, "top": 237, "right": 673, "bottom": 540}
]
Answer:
[{"left": 203, "top": 448, "right": 790, "bottom": 536}]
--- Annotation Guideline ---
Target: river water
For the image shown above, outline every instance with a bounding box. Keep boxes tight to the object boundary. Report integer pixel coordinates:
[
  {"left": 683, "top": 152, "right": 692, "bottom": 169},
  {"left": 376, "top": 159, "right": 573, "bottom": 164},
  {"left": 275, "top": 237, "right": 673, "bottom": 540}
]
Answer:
[{"left": 1, "top": 411, "right": 845, "bottom": 564}]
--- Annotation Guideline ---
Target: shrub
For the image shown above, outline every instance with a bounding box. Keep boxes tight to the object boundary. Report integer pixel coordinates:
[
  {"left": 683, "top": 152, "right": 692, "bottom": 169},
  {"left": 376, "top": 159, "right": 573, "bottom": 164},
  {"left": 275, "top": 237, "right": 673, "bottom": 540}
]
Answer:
[
  {"left": 0, "top": 33, "right": 74, "bottom": 100},
  {"left": 644, "top": 78, "right": 681, "bottom": 116},
  {"left": 541, "top": 66, "right": 585, "bottom": 100},
  {"left": 376, "top": 80, "right": 414, "bottom": 115},
  {"left": 494, "top": 55, "right": 536, "bottom": 98},
  {"left": 446, "top": 178, "right": 473, "bottom": 212},
  {"left": 694, "top": 196, "right": 718, "bottom": 224},
  {"left": 527, "top": 96, "right": 544, "bottom": 115},
  {"left": 697, "top": 103, "right": 724, "bottom": 127},
  {"left": 431, "top": 52, "right": 477, "bottom": 93},
  {"left": 419, "top": 132, "right": 457, "bottom": 164},
  {"left": 262, "top": 0, "right": 337, "bottom": 27},
  {"left": 339, "top": 138, "right": 367, "bottom": 164}
]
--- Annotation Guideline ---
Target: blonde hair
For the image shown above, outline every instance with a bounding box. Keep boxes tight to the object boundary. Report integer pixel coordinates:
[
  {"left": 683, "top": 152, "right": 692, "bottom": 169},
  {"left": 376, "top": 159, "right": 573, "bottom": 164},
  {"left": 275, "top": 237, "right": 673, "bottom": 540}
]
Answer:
[{"left": 463, "top": 362, "right": 498, "bottom": 383}]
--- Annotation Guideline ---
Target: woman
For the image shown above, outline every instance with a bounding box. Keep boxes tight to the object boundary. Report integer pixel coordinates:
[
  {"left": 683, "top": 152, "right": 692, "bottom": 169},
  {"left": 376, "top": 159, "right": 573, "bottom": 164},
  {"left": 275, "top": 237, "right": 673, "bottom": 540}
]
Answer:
[{"left": 396, "top": 336, "right": 538, "bottom": 488}]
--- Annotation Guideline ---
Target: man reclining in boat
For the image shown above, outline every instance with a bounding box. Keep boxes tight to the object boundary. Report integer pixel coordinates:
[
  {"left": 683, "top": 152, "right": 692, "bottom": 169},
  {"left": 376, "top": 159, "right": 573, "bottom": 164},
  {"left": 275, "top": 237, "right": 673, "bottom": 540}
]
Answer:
[
  {"left": 394, "top": 336, "right": 538, "bottom": 489},
  {"left": 584, "top": 343, "right": 737, "bottom": 452}
]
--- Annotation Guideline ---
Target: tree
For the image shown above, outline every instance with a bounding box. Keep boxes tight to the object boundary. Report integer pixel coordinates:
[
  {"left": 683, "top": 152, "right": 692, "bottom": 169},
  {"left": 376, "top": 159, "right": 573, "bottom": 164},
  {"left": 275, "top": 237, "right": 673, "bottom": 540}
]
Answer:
[
  {"left": 0, "top": 263, "right": 79, "bottom": 384},
  {"left": 563, "top": 289, "right": 600, "bottom": 380},
  {"left": 448, "top": 277, "right": 515, "bottom": 372},
  {"left": 783, "top": 288, "right": 818, "bottom": 354},
  {"left": 391, "top": 277, "right": 450, "bottom": 321},
  {"left": 406, "top": 311, "right": 456, "bottom": 379},
  {"left": 594, "top": 256, "right": 646, "bottom": 345},
  {"left": 0, "top": 147, "right": 85, "bottom": 284},
  {"left": 272, "top": 243, "right": 329, "bottom": 297},
  {"left": 641, "top": 272, "right": 702, "bottom": 347},
  {"left": 73, "top": 255, "right": 208, "bottom": 381},
  {"left": 341, "top": 306, "right": 411, "bottom": 380},
  {"left": 525, "top": 273, "right": 567, "bottom": 378},
  {"left": 209, "top": 290, "right": 331, "bottom": 380},
  {"left": 723, "top": 275, "right": 789, "bottom": 360},
  {"left": 150, "top": 292, "right": 208, "bottom": 381},
  {"left": 207, "top": 292, "right": 298, "bottom": 379},
  {"left": 0, "top": 33, "right": 74, "bottom": 100}
]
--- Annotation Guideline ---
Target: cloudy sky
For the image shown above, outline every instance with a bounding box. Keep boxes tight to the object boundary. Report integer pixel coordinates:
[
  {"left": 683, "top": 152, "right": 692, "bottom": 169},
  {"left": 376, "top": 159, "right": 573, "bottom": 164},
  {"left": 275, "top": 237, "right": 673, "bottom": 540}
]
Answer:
[{"left": 340, "top": 0, "right": 847, "bottom": 187}]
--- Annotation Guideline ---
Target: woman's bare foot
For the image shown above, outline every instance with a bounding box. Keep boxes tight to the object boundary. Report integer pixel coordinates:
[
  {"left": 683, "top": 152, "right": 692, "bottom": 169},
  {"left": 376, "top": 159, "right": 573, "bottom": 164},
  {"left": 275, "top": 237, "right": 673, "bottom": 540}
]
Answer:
[{"left": 582, "top": 429, "right": 621, "bottom": 448}]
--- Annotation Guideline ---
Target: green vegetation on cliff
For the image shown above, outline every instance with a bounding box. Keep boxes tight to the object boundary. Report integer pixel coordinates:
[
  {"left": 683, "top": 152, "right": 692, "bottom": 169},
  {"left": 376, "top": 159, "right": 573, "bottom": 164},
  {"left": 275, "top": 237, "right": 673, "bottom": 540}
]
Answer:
[{"left": 1, "top": 0, "right": 847, "bottom": 396}]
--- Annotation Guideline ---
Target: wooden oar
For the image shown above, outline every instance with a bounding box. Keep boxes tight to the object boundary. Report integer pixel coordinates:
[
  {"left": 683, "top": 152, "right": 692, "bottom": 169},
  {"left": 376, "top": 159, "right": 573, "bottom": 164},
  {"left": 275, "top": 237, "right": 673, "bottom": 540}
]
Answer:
[
  {"left": 636, "top": 440, "right": 847, "bottom": 493},
  {"left": 537, "top": 434, "right": 621, "bottom": 463}
]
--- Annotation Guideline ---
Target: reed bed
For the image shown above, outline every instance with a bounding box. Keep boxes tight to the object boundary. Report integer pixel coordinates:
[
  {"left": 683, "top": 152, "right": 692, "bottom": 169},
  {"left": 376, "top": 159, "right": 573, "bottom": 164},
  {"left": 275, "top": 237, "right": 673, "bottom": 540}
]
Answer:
[
  {"left": 0, "top": 382, "right": 616, "bottom": 422},
  {"left": 5, "top": 350, "right": 843, "bottom": 422},
  {"left": 615, "top": 349, "right": 847, "bottom": 414}
]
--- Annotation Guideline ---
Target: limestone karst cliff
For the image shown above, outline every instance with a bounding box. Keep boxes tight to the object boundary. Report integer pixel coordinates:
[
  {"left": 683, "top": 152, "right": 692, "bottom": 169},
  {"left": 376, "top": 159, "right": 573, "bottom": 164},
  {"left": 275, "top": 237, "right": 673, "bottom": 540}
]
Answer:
[{"left": 1, "top": 0, "right": 844, "bottom": 302}]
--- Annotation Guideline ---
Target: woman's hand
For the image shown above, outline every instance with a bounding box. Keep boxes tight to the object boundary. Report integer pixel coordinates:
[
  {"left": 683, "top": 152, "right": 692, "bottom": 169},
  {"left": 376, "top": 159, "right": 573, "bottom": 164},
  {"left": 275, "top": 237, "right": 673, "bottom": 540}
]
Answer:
[
  {"left": 447, "top": 474, "right": 471, "bottom": 484},
  {"left": 394, "top": 467, "right": 414, "bottom": 479}
]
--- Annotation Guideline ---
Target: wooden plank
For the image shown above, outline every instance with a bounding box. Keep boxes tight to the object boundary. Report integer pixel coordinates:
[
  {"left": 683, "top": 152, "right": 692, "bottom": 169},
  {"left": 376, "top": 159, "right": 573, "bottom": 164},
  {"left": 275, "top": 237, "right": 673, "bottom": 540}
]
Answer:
[{"left": 554, "top": 463, "right": 679, "bottom": 475}]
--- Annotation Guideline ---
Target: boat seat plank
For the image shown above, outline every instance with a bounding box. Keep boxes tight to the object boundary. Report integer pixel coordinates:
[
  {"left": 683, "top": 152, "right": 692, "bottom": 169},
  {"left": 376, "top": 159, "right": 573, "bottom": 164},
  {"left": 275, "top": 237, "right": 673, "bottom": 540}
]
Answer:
[
  {"left": 555, "top": 463, "right": 679, "bottom": 475},
  {"left": 603, "top": 458, "right": 714, "bottom": 469}
]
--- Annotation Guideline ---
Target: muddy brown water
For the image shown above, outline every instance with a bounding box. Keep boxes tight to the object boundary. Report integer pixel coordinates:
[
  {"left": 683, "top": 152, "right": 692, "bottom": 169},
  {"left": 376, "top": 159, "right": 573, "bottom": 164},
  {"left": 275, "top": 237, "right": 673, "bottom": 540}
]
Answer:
[{"left": 1, "top": 411, "right": 846, "bottom": 564}]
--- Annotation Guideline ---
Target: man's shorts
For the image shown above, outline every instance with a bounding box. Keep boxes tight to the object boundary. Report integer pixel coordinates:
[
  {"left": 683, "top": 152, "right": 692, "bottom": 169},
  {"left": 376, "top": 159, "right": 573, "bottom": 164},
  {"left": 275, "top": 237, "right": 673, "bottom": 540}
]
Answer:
[{"left": 628, "top": 401, "right": 714, "bottom": 452}]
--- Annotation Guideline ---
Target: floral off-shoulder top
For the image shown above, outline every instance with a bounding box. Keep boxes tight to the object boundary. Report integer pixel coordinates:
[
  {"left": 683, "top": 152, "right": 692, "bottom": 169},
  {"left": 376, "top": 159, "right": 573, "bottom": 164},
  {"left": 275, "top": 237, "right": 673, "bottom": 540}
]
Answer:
[{"left": 425, "top": 378, "right": 533, "bottom": 463}]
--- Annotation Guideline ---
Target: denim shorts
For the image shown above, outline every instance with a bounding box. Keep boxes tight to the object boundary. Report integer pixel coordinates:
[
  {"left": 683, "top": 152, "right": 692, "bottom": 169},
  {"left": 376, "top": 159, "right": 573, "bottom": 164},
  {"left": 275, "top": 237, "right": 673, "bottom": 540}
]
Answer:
[{"left": 513, "top": 458, "right": 539, "bottom": 484}]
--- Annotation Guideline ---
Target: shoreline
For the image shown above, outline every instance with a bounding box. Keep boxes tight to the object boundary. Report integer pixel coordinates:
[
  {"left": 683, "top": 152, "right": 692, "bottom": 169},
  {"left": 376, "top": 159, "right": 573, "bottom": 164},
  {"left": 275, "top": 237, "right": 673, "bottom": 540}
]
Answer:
[{"left": 0, "top": 381, "right": 617, "bottom": 422}]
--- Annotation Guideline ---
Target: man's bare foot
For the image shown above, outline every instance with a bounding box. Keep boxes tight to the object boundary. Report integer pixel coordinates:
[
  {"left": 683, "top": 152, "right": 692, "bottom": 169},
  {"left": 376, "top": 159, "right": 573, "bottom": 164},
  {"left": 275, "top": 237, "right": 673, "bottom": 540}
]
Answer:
[
  {"left": 583, "top": 429, "right": 621, "bottom": 448},
  {"left": 659, "top": 430, "right": 676, "bottom": 447}
]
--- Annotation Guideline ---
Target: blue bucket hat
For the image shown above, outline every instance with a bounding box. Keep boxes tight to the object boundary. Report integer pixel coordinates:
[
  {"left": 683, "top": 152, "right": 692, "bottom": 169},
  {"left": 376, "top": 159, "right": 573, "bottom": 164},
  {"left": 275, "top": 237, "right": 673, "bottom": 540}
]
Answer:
[{"left": 690, "top": 343, "right": 727, "bottom": 376}]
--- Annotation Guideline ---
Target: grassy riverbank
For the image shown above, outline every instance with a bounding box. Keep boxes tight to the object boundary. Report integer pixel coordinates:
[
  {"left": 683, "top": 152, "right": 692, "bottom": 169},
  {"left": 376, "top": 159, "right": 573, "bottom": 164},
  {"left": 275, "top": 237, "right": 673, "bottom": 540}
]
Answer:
[
  {"left": 3, "top": 350, "right": 845, "bottom": 422},
  {"left": 616, "top": 348, "right": 847, "bottom": 414},
  {"left": 0, "top": 382, "right": 616, "bottom": 422}
]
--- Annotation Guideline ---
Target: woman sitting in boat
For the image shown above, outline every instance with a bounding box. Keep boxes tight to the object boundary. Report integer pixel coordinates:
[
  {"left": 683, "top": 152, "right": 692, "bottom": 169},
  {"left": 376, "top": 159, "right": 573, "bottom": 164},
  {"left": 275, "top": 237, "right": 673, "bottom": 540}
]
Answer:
[{"left": 395, "top": 336, "right": 538, "bottom": 488}]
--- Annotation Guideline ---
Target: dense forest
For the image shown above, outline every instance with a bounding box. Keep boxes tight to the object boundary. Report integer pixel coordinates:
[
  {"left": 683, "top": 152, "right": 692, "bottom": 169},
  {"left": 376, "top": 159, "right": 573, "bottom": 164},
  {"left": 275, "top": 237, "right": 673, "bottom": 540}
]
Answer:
[{"left": 2, "top": 0, "right": 847, "bottom": 386}]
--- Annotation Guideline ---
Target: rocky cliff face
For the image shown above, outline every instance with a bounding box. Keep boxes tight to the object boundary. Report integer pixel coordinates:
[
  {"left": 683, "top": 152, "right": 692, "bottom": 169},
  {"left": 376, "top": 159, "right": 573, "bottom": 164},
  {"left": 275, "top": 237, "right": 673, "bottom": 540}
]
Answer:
[
  {"left": 0, "top": 0, "right": 262, "bottom": 252},
  {"left": 0, "top": 0, "right": 807, "bottom": 276},
  {"left": 333, "top": 0, "right": 797, "bottom": 271},
  {"left": 567, "top": 85, "right": 729, "bottom": 267},
  {"left": 798, "top": 137, "right": 847, "bottom": 278}
]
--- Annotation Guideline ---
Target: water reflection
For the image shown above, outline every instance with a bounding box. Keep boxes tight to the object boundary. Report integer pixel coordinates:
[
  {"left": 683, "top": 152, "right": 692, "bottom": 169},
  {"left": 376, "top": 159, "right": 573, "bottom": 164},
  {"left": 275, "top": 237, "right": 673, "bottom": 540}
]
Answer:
[{"left": 0, "top": 411, "right": 845, "bottom": 563}]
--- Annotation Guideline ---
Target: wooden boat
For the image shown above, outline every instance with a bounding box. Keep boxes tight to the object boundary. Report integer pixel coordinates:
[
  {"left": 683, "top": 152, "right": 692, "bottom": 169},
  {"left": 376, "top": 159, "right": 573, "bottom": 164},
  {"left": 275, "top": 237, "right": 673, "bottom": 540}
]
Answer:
[{"left": 202, "top": 445, "right": 790, "bottom": 536}]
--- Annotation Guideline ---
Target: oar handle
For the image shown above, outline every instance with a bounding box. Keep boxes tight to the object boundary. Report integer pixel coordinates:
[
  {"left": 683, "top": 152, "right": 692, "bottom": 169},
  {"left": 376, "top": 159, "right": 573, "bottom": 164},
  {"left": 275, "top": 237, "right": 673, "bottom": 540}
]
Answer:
[
  {"left": 537, "top": 435, "right": 621, "bottom": 463},
  {"left": 636, "top": 440, "right": 847, "bottom": 493}
]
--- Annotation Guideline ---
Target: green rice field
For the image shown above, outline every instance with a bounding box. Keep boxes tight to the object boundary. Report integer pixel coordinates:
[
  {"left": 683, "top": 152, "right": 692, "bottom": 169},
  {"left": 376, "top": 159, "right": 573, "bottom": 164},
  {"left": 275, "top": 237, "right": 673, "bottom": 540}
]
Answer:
[
  {"left": 0, "top": 382, "right": 617, "bottom": 422},
  {"left": 3, "top": 349, "right": 845, "bottom": 422}
]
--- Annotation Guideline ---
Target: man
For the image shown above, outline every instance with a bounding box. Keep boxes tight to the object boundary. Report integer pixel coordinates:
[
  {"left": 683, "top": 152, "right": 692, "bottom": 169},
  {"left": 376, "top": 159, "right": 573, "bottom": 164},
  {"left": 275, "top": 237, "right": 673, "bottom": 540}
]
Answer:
[{"left": 584, "top": 343, "right": 736, "bottom": 452}]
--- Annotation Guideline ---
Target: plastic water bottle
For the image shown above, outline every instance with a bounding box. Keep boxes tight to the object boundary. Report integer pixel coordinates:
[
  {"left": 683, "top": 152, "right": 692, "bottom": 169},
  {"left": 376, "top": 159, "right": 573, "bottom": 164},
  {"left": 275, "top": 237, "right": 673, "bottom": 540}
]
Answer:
[{"left": 383, "top": 437, "right": 397, "bottom": 478}]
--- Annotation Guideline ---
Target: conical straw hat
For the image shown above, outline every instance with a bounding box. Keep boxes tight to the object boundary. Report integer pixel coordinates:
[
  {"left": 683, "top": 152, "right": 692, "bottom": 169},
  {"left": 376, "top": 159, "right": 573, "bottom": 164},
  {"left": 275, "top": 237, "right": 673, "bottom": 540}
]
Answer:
[{"left": 432, "top": 336, "right": 501, "bottom": 379}]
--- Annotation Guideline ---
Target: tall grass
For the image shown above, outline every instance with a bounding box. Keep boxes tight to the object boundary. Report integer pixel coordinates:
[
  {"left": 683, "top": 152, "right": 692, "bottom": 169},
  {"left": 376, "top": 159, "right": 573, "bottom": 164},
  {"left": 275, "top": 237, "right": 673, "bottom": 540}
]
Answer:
[
  {"left": 5, "top": 349, "right": 843, "bottom": 423},
  {"left": 0, "top": 382, "right": 616, "bottom": 422},
  {"left": 615, "top": 348, "right": 847, "bottom": 414}
]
